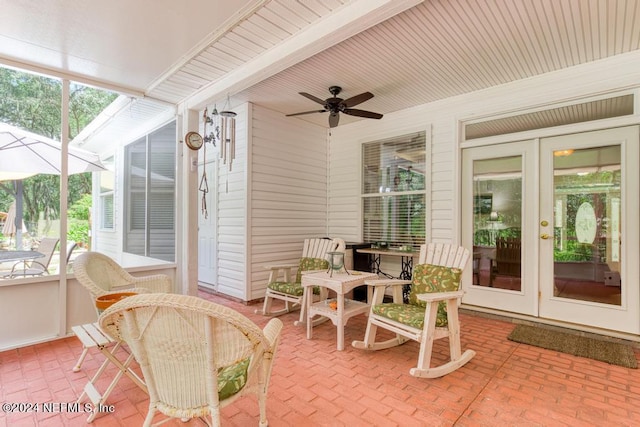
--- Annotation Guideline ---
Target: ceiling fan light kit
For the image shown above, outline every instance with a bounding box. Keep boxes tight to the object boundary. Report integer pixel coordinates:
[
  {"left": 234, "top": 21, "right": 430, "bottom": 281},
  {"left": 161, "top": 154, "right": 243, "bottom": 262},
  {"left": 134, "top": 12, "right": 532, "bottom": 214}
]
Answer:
[{"left": 286, "top": 86, "right": 383, "bottom": 128}]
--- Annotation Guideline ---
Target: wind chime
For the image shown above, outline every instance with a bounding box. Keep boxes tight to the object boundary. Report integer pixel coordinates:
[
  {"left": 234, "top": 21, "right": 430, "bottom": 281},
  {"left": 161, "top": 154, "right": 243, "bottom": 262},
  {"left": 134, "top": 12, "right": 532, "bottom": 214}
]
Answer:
[{"left": 192, "top": 99, "right": 237, "bottom": 218}]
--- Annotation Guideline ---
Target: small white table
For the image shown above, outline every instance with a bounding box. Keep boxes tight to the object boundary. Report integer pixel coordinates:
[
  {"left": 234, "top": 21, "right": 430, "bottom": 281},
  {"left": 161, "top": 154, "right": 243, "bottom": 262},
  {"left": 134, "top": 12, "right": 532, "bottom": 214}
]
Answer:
[
  {"left": 302, "top": 270, "right": 378, "bottom": 350},
  {"left": 72, "top": 323, "right": 147, "bottom": 422}
]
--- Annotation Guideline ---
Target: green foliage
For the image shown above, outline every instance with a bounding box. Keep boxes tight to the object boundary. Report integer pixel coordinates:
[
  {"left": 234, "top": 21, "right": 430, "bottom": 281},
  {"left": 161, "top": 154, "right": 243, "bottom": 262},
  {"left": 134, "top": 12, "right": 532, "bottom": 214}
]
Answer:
[
  {"left": 554, "top": 241, "right": 593, "bottom": 262},
  {"left": 68, "top": 194, "right": 92, "bottom": 220},
  {"left": 68, "top": 218, "right": 89, "bottom": 247},
  {"left": 67, "top": 194, "right": 93, "bottom": 247},
  {"left": 0, "top": 66, "right": 115, "bottom": 230}
]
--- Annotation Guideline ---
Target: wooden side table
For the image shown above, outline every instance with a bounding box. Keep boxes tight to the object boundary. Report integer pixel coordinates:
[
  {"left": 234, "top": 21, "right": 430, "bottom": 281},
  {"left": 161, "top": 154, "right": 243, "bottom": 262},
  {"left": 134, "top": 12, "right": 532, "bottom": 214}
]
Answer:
[{"left": 302, "top": 270, "right": 378, "bottom": 350}]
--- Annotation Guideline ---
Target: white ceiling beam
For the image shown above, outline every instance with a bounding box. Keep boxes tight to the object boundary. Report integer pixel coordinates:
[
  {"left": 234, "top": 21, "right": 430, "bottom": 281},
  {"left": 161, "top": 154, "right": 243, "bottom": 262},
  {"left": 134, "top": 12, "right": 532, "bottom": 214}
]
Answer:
[
  {"left": 185, "top": 0, "right": 424, "bottom": 111},
  {"left": 0, "top": 56, "right": 145, "bottom": 98}
]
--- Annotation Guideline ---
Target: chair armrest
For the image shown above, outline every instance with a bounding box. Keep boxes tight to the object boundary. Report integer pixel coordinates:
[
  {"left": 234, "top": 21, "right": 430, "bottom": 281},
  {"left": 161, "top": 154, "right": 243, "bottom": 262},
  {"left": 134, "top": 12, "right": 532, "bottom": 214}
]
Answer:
[
  {"left": 366, "top": 279, "right": 412, "bottom": 304},
  {"left": 364, "top": 279, "right": 410, "bottom": 288},
  {"left": 264, "top": 264, "right": 298, "bottom": 283},
  {"left": 264, "top": 264, "right": 298, "bottom": 270},
  {"left": 262, "top": 318, "right": 284, "bottom": 350},
  {"left": 416, "top": 290, "right": 464, "bottom": 303},
  {"left": 129, "top": 274, "right": 172, "bottom": 293},
  {"left": 101, "top": 288, "right": 148, "bottom": 296}
]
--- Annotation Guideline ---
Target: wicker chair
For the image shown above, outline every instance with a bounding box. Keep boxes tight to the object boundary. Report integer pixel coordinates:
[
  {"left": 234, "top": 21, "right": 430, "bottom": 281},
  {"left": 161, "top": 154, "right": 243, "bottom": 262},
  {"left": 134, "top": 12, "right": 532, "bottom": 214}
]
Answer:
[
  {"left": 255, "top": 237, "right": 346, "bottom": 320},
  {"left": 352, "top": 243, "right": 475, "bottom": 378},
  {"left": 71, "top": 251, "right": 173, "bottom": 374},
  {"left": 73, "top": 251, "right": 172, "bottom": 300},
  {"left": 99, "top": 293, "right": 283, "bottom": 427}
]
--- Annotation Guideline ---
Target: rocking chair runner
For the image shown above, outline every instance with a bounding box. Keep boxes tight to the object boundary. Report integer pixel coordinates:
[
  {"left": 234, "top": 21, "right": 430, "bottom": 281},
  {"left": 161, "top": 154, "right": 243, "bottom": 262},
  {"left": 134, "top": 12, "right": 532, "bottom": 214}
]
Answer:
[
  {"left": 255, "top": 237, "right": 345, "bottom": 322},
  {"left": 352, "top": 243, "right": 475, "bottom": 378}
]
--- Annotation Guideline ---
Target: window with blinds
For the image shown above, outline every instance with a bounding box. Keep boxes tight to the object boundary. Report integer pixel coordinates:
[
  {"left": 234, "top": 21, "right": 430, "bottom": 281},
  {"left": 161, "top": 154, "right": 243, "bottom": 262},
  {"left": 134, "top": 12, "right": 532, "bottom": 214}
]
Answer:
[
  {"left": 362, "top": 132, "right": 426, "bottom": 248},
  {"left": 123, "top": 121, "right": 176, "bottom": 261},
  {"left": 99, "top": 156, "right": 115, "bottom": 230}
]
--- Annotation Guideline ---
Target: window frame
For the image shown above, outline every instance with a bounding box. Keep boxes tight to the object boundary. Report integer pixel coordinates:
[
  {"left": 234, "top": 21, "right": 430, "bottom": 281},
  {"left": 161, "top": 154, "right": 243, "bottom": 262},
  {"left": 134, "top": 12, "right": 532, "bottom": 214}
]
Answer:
[{"left": 361, "top": 132, "right": 427, "bottom": 248}]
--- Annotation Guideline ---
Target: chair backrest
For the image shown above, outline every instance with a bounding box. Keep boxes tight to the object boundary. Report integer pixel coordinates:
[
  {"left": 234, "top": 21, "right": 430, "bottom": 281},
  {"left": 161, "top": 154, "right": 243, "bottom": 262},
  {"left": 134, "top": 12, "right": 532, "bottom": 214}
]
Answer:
[
  {"left": 31, "top": 237, "right": 60, "bottom": 273},
  {"left": 419, "top": 242, "right": 470, "bottom": 269},
  {"left": 409, "top": 243, "right": 470, "bottom": 318},
  {"left": 301, "top": 237, "right": 345, "bottom": 260},
  {"left": 294, "top": 238, "right": 345, "bottom": 282},
  {"left": 55, "top": 241, "right": 78, "bottom": 273},
  {"left": 495, "top": 237, "right": 521, "bottom": 277},
  {"left": 65, "top": 241, "right": 78, "bottom": 263},
  {"left": 99, "top": 293, "right": 277, "bottom": 418},
  {"left": 73, "top": 251, "right": 134, "bottom": 298}
]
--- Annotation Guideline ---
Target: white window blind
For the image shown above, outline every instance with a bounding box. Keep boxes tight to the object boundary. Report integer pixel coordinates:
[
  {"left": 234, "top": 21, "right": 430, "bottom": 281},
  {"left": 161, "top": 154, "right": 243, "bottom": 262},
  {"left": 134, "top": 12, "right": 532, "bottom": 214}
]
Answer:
[
  {"left": 99, "top": 156, "right": 115, "bottom": 230},
  {"left": 123, "top": 121, "right": 176, "bottom": 261},
  {"left": 362, "top": 132, "right": 426, "bottom": 248}
]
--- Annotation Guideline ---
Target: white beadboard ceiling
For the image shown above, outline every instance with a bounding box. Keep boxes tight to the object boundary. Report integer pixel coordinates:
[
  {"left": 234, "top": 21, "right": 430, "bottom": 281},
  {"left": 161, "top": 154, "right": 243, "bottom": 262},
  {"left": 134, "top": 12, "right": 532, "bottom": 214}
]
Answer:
[{"left": 2, "top": 0, "right": 640, "bottom": 146}]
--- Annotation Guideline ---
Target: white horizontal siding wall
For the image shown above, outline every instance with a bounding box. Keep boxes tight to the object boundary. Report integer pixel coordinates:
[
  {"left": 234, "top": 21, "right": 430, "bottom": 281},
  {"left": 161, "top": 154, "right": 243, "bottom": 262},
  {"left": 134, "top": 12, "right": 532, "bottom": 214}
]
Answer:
[
  {"left": 249, "top": 104, "right": 328, "bottom": 300},
  {"left": 328, "top": 51, "right": 640, "bottom": 246},
  {"left": 216, "top": 103, "right": 249, "bottom": 300}
]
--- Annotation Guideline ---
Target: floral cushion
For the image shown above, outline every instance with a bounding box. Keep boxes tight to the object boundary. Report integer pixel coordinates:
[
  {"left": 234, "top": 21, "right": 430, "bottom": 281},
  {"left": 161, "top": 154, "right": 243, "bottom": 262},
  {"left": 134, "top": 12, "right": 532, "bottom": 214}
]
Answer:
[
  {"left": 371, "top": 264, "right": 462, "bottom": 328},
  {"left": 267, "top": 257, "right": 328, "bottom": 296},
  {"left": 267, "top": 281, "right": 305, "bottom": 296},
  {"left": 218, "top": 357, "right": 250, "bottom": 400},
  {"left": 409, "top": 264, "right": 462, "bottom": 307},
  {"left": 295, "top": 257, "right": 329, "bottom": 283}
]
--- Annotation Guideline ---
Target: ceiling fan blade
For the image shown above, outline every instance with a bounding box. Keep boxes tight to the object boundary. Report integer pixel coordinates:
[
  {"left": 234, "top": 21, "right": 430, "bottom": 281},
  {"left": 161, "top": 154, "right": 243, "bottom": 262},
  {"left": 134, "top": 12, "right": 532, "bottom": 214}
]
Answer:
[
  {"left": 342, "top": 92, "right": 374, "bottom": 108},
  {"left": 299, "top": 92, "right": 327, "bottom": 105},
  {"left": 286, "top": 110, "right": 327, "bottom": 117},
  {"left": 329, "top": 112, "right": 340, "bottom": 128},
  {"left": 343, "top": 108, "right": 383, "bottom": 119}
]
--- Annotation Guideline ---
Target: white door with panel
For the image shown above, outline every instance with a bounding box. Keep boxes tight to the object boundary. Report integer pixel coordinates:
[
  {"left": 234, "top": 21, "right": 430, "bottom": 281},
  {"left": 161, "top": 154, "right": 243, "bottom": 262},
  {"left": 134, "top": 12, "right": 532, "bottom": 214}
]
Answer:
[{"left": 198, "top": 158, "right": 217, "bottom": 288}]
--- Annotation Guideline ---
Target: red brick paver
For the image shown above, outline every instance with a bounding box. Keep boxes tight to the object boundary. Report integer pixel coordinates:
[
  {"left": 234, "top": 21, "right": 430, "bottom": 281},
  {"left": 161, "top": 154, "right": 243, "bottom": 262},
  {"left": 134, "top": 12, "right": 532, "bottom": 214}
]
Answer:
[{"left": 1, "top": 289, "right": 639, "bottom": 426}]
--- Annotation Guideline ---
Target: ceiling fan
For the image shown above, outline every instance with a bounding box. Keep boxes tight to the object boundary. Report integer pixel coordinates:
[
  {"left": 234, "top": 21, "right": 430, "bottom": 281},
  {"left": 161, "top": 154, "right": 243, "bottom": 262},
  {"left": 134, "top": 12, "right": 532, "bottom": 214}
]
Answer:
[{"left": 286, "top": 86, "right": 383, "bottom": 128}]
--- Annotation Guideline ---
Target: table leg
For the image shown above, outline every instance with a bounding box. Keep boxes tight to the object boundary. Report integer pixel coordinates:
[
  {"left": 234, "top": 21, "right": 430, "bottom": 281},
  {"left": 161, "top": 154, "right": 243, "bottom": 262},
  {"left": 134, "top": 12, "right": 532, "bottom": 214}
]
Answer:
[
  {"left": 336, "top": 293, "right": 345, "bottom": 351},
  {"left": 294, "top": 286, "right": 309, "bottom": 326},
  {"left": 306, "top": 287, "right": 313, "bottom": 340}
]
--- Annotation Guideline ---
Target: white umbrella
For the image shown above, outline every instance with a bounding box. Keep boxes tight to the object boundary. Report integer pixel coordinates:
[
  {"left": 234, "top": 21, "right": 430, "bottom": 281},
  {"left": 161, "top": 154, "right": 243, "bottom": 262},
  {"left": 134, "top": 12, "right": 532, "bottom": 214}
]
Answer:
[
  {"left": 0, "top": 123, "right": 106, "bottom": 249},
  {"left": 0, "top": 123, "right": 105, "bottom": 175}
]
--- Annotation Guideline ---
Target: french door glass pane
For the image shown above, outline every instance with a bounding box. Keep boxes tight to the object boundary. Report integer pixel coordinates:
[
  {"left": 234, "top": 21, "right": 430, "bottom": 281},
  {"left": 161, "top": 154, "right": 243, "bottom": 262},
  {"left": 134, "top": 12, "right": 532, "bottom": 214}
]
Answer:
[
  {"left": 472, "top": 156, "right": 522, "bottom": 290},
  {"left": 552, "top": 146, "right": 621, "bottom": 305}
]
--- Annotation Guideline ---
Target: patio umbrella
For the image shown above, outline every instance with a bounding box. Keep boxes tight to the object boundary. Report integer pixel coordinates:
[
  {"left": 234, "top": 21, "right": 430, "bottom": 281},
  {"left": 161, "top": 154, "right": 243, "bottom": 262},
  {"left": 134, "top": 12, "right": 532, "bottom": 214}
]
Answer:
[
  {"left": 0, "top": 123, "right": 105, "bottom": 175},
  {"left": 0, "top": 123, "right": 106, "bottom": 249}
]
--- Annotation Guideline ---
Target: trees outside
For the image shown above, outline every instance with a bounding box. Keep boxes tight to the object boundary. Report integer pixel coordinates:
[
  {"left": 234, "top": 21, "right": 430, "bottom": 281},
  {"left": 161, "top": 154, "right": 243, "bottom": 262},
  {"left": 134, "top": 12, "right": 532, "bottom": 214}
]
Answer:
[{"left": 0, "top": 66, "right": 116, "bottom": 245}]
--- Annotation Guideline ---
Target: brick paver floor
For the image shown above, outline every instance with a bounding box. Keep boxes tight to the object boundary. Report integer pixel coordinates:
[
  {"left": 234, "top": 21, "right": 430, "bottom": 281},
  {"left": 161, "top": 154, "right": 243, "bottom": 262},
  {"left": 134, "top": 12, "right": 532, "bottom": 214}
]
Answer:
[{"left": 1, "top": 289, "right": 639, "bottom": 426}]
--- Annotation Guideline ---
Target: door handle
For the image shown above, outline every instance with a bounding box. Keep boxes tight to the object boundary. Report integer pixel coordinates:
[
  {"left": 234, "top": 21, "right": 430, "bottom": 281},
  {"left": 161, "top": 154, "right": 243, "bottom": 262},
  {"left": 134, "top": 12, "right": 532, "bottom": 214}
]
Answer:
[{"left": 540, "top": 233, "right": 550, "bottom": 240}]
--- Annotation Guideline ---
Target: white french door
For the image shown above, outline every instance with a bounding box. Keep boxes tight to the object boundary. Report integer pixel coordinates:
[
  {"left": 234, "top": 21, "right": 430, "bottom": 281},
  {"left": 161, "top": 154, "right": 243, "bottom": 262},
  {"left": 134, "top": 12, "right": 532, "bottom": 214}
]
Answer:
[
  {"left": 462, "top": 126, "right": 640, "bottom": 333},
  {"left": 462, "top": 140, "right": 538, "bottom": 316},
  {"left": 538, "top": 127, "right": 639, "bottom": 333}
]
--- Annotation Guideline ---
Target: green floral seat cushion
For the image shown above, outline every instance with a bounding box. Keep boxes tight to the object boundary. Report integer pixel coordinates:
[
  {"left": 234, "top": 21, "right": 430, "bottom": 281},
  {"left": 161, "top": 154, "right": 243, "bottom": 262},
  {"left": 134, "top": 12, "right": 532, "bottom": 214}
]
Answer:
[
  {"left": 218, "top": 357, "right": 250, "bottom": 400},
  {"left": 295, "top": 257, "right": 329, "bottom": 283},
  {"left": 267, "top": 257, "right": 329, "bottom": 296},
  {"left": 371, "top": 264, "right": 462, "bottom": 328},
  {"left": 267, "top": 281, "right": 305, "bottom": 296}
]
